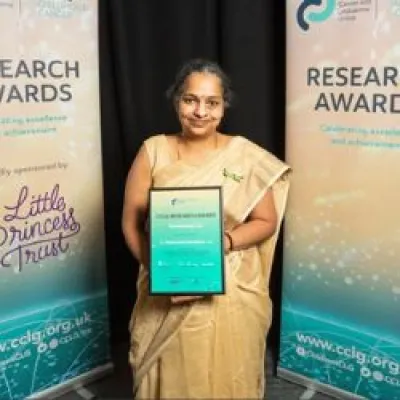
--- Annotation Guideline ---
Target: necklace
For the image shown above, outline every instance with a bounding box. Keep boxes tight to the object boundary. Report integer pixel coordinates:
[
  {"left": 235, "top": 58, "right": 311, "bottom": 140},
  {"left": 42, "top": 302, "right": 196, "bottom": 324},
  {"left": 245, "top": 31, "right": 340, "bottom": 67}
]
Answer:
[{"left": 176, "top": 133, "right": 219, "bottom": 161}]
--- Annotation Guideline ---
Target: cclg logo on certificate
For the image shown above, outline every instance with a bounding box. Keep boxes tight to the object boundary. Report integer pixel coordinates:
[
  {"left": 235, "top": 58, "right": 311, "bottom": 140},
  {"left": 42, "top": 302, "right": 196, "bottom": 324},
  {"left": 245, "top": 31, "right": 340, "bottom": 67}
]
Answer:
[{"left": 149, "top": 186, "right": 225, "bottom": 296}]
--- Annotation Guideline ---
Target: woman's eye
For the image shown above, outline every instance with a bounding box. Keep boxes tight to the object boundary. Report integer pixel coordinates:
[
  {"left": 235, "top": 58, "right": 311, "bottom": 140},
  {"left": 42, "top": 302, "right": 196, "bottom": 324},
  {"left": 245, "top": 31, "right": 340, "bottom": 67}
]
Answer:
[
  {"left": 208, "top": 101, "right": 219, "bottom": 107},
  {"left": 183, "top": 98, "right": 195, "bottom": 104}
]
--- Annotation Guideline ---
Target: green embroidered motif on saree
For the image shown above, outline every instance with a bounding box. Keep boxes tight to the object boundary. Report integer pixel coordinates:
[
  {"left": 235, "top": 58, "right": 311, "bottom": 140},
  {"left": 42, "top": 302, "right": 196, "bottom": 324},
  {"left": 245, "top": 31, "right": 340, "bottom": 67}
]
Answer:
[{"left": 222, "top": 168, "right": 244, "bottom": 183}]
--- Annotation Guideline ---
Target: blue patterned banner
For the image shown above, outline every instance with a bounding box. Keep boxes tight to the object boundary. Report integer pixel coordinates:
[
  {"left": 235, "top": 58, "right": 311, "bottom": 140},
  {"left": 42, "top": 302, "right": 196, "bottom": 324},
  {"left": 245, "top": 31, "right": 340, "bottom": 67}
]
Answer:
[
  {"left": 0, "top": 1, "right": 111, "bottom": 399},
  {"left": 281, "top": 1, "right": 400, "bottom": 399}
]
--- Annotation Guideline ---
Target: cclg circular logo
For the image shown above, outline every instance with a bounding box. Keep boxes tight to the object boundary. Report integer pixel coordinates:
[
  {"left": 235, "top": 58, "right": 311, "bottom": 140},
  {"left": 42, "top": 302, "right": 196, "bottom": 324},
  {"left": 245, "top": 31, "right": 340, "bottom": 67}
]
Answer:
[{"left": 297, "top": 0, "right": 337, "bottom": 31}]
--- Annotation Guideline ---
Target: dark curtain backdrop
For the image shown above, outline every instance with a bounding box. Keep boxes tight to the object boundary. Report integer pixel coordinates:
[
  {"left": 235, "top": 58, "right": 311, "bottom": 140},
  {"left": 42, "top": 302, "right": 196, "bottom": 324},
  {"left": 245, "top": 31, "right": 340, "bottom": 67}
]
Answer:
[{"left": 99, "top": 0, "right": 286, "bottom": 361}]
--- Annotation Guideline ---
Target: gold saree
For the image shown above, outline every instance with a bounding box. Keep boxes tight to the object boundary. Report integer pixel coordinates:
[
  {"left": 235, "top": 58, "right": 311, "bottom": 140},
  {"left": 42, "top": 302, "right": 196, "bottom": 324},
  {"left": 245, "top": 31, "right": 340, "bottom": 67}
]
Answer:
[{"left": 129, "top": 134, "right": 290, "bottom": 399}]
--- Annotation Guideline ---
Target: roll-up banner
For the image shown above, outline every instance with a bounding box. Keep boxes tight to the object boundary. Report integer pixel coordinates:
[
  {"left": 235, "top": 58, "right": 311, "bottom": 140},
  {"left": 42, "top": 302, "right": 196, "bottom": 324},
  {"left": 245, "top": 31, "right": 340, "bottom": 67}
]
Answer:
[
  {"left": 280, "top": 1, "right": 400, "bottom": 399},
  {"left": 0, "top": 1, "right": 112, "bottom": 399}
]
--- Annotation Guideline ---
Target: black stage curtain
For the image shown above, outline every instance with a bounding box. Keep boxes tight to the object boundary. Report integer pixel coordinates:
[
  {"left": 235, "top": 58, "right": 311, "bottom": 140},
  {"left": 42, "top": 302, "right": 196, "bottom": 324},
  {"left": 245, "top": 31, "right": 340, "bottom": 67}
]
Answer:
[{"left": 99, "top": 0, "right": 286, "bottom": 363}]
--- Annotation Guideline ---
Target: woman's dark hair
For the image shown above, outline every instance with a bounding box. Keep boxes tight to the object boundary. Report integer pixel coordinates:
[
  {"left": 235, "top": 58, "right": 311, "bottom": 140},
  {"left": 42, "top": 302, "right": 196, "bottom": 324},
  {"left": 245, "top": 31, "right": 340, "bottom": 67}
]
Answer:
[{"left": 166, "top": 58, "right": 234, "bottom": 108}]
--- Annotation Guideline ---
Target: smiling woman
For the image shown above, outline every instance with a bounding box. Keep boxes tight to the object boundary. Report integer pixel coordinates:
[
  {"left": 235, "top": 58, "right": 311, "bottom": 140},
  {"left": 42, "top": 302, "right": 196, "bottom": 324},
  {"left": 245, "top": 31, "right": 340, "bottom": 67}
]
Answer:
[{"left": 122, "top": 59, "right": 291, "bottom": 399}]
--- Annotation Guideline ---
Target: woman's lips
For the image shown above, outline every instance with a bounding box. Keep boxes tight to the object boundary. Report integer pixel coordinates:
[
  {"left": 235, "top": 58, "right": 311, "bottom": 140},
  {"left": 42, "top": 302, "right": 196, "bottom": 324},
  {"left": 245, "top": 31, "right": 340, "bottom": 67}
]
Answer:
[{"left": 188, "top": 120, "right": 209, "bottom": 127}]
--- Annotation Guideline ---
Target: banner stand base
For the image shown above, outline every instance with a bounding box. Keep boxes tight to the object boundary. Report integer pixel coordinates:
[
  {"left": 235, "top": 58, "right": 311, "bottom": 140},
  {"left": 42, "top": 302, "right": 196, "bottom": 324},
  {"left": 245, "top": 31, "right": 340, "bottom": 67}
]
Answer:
[
  {"left": 277, "top": 367, "right": 367, "bottom": 400},
  {"left": 27, "top": 362, "right": 114, "bottom": 400}
]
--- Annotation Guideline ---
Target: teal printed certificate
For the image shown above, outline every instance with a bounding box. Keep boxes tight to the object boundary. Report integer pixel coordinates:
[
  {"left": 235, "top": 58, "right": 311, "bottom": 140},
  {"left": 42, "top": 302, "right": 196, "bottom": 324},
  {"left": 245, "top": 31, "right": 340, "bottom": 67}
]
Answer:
[{"left": 149, "top": 187, "right": 225, "bottom": 295}]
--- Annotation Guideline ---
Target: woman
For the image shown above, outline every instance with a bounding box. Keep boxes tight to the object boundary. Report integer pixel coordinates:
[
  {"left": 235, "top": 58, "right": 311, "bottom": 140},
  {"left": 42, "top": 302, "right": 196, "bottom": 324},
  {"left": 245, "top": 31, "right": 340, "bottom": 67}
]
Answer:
[{"left": 122, "top": 59, "right": 290, "bottom": 399}]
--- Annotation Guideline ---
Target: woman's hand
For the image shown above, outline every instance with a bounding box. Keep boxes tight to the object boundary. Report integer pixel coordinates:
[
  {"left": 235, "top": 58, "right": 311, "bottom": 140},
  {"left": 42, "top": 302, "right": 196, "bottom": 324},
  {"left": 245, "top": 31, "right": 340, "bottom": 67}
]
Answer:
[
  {"left": 224, "top": 232, "right": 233, "bottom": 254},
  {"left": 170, "top": 295, "right": 204, "bottom": 304}
]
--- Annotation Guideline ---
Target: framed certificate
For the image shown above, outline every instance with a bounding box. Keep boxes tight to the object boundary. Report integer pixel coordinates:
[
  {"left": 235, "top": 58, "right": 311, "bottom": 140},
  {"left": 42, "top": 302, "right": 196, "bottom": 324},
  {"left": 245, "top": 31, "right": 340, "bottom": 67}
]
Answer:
[{"left": 149, "top": 186, "right": 225, "bottom": 296}]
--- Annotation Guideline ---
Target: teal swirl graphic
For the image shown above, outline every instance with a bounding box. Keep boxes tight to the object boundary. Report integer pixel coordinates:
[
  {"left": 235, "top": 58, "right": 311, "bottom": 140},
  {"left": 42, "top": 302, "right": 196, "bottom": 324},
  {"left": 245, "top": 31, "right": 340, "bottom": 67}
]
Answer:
[{"left": 297, "top": 0, "right": 336, "bottom": 31}]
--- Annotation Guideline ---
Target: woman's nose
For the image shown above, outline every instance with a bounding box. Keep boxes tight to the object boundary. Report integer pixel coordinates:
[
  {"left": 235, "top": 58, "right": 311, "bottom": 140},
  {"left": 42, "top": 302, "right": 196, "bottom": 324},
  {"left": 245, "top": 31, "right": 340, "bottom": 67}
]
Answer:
[{"left": 193, "top": 101, "right": 207, "bottom": 118}]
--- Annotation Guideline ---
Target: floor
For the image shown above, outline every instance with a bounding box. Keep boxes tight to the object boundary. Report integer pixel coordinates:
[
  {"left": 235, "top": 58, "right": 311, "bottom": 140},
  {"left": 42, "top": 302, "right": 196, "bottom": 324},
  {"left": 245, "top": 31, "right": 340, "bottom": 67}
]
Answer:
[{"left": 57, "top": 343, "right": 335, "bottom": 400}]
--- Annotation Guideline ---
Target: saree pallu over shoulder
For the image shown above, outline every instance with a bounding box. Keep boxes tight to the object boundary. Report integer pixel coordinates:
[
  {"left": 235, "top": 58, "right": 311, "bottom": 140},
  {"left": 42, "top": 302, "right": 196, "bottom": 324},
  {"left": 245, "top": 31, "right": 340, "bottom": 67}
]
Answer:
[{"left": 130, "top": 134, "right": 291, "bottom": 399}]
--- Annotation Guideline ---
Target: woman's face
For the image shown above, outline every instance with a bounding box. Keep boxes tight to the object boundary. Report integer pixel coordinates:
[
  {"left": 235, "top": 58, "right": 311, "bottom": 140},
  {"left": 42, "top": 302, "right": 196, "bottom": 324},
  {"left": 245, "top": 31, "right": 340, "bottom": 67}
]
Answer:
[{"left": 176, "top": 72, "right": 225, "bottom": 137}]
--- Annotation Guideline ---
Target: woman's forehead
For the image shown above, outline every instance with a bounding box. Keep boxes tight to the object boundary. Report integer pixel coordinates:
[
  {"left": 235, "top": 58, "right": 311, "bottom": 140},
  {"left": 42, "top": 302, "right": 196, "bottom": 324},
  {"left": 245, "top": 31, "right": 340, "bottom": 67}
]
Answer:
[{"left": 182, "top": 72, "right": 223, "bottom": 95}]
